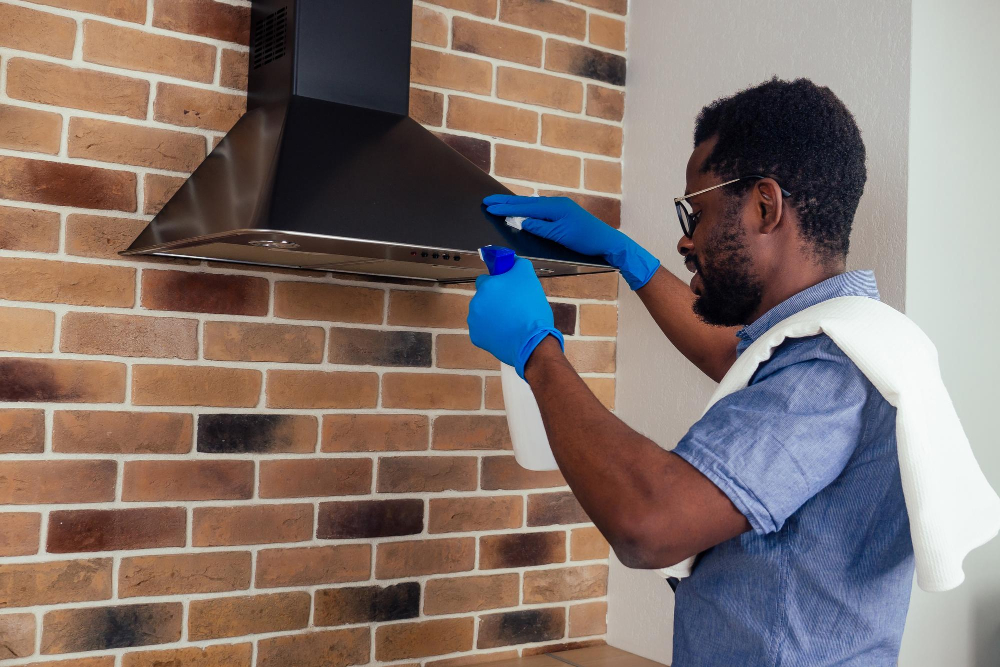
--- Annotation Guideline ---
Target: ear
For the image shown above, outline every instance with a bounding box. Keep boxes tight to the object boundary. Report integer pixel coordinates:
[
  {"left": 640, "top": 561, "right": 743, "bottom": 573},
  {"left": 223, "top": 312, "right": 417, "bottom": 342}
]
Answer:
[{"left": 754, "top": 178, "right": 785, "bottom": 235}]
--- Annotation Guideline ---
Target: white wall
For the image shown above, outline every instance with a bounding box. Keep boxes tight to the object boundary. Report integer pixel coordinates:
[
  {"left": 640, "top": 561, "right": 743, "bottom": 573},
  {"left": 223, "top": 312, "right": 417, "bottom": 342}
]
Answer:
[
  {"left": 611, "top": 0, "right": 912, "bottom": 662},
  {"left": 899, "top": 1, "right": 1000, "bottom": 664}
]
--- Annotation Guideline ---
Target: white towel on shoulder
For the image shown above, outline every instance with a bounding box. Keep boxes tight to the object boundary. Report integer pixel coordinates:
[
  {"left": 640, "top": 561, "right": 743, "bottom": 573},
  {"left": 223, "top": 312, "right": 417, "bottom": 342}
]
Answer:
[{"left": 658, "top": 296, "right": 1000, "bottom": 592}]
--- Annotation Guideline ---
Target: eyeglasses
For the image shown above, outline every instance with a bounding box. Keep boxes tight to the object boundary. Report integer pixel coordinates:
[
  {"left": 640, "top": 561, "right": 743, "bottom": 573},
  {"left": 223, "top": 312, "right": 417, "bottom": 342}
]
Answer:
[{"left": 674, "top": 175, "right": 792, "bottom": 238}]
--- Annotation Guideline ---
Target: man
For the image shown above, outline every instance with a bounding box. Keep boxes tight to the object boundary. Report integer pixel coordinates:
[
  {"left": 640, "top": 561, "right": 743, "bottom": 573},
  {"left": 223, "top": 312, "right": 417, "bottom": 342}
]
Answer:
[{"left": 468, "top": 78, "right": 914, "bottom": 665}]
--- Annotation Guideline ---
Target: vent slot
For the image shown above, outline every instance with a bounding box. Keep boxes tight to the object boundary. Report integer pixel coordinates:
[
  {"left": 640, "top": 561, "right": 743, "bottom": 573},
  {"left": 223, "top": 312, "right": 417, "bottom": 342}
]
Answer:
[{"left": 252, "top": 7, "right": 287, "bottom": 70}]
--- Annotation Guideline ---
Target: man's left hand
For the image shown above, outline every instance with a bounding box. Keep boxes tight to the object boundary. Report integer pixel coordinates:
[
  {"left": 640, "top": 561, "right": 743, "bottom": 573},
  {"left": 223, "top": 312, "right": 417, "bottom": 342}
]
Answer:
[{"left": 467, "top": 256, "right": 564, "bottom": 379}]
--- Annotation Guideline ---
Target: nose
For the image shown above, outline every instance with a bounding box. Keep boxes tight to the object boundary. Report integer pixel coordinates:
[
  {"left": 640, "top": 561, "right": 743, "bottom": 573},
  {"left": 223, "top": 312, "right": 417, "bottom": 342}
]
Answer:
[{"left": 677, "top": 232, "right": 694, "bottom": 258}]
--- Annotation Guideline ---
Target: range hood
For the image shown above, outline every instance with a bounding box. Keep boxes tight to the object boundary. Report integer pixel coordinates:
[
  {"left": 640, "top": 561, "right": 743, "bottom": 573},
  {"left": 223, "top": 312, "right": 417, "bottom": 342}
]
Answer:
[{"left": 121, "top": 0, "right": 613, "bottom": 283}]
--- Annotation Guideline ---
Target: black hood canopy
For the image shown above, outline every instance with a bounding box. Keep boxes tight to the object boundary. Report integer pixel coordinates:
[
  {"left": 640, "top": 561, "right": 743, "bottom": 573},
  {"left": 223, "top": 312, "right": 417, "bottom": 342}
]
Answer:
[{"left": 122, "top": 0, "right": 612, "bottom": 283}]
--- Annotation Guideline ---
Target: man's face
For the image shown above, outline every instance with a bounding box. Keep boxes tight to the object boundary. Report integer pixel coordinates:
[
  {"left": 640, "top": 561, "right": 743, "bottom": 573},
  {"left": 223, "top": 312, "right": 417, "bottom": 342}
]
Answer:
[{"left": 678, "top": 137, "right": 764, "bottom": 327}]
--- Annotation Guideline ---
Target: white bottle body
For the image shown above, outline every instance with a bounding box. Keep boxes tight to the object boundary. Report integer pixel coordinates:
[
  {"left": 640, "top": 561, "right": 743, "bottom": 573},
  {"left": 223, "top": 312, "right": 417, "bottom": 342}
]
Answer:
[{"left": 500, "top": 362, "right": 558, "bottom": 471}]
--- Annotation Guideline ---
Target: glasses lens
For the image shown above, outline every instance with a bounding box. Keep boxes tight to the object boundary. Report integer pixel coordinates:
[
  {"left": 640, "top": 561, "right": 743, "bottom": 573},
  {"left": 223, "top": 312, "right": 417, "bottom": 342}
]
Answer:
[{"left": 676, "top": 202, "right": 690, "bottom": 237}]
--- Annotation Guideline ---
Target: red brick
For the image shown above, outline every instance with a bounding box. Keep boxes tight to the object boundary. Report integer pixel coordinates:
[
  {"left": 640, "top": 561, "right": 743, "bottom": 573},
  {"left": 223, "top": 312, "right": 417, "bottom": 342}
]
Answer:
[
  {"left": 47, "top": 508, "right": 186, "bottom": 553},
  {"left": 433, "top": 415, "right": 511, "bottom": 450},
  {"left": 497, "top": 67, "right": 583, "bottom": 112},
  {"left": 0, "top": 3, "right": 76, "bottom": 58},
  {"left": 0, "top": 512, "right": 41, "bottom": 556},
  {"left": 571, "top": 526, "right": 610, "bottom": 560},
  {"left": 0, "top": 205, "right": 60, "bottom": 253},
  {"left": 569, "top": 601, "right": 607, "bottom": 637},
  {"left": 589, "top": 14, "right": 626, "bottom": 51},
  {"left": 495, "top": 144, "right": 580, "bottom": 187},
  {"left": 448, "top": 96, "right": 537, "bottom": 143},
  {"left": 565, "top": 339, "right": 616, "bottom": 373},
  {"left": 481, "top": 455, "right": 566, "bottom": 490},
  {"left": 0, "top": 409, "right": 44, "bottom": 453},
  {"left": 119, "top": 551, "right": 251, "bottom": 597},
  {"left": 122, "top": 644, "right": 253, "bottom": 667},
  {"left": 69, "top": 117, "right": 205, "bottom": 172},
  {"left": 192, "top": 504, "right": 313, "bottom": 546},
  {"left": 587, "top": 84, "right": 625, "bottom": 121},
  {"left": 435, "top": 334, "right": 500, "bottom": 370},
  {"left": 322, "top": 414, "right": 429, "bottom": 452},
  {"left": 478, "top": 608, "right": 565, "bottom": 648},
  {"left": 84, "top": 20, "right": 216, "bottom": 83},
  {"left": 28, "top": 0, "right": 146, "bottom": 22},
  {"left": 123, "top": 460, "right": 253, "bottom": 501},
  {"left": 0, "top": 460, "right": 116, "bottom": 504},
  {"left": 499, "top": 0, "right": 585, "bottom": 39},
  {"left": 523, "top": 564, "right": 608, "bottom": 602},
  {"left": 143, "top": 174, "right": 186, "bottom": 215},
  {"left": 453, "top": 17, "right": 542, "bottom": 66},
  {"left": 423, "top": 0, "right": 497, "bottom": 17},
  {"left": 41, "top": 603, "right": 182, "bottom": 653},
  {"left": 256, "top": 544, "right": 371, "bottom": 588},
  {"left": 36, "top": 657, "right": 116, "bottom": 667},
  {"left": 542, "top": 114, "right": 622, "bottom": 157},
  {"left": 0, "top": 102, "right": 62, "bottom": 153},
  {"left": 528, "top": 491, "right": 591, "bottom": 526},
  {"left": 375, "top": 538, "right": 475, "bottom": 578},
  {"left": 61, "top": 312, "right": 198, "bottom": 359},
  {"left": 314, "top": 582, "right": 419, "bottom": 626},
  {"left": 188, "top": 592, "right": 310, "bottom": 640},
  {"left": 54, "top": 410, "right": 193, "bottom": 454},
  {"left": 64, "top": 214, "right": 148, "bottom": 259},
  {"left": 479, "top": 531, "right": 566, "bottom": 569},
  {"left": 0, "top": 358, "right": 126, "bottom": 403},
  {"left": 153, "top": 0, "right": 249, "bottom": 43},
  {"left": 7, "top": 58, "right": 150, "bottom": 119},
  {"left": 410, "top": 87, "right": 444, "bottom": 126},
  {"left": 220, "top": 48, "right": 248, "bottom": 90},
  {"left": 275, "top": 281, "right": 384, "bottom": 323},
  {"left": 0, "top": 559, "right": 111, "bottom": 608},
  {"left": 154, "top": 83, "right": 246, "bottom": 132},
  {"left": 132, "top": 365, "right": 262, "bottom": 407},
  {"left": 411, "top": 47, "right": 492, "bottom": 95},
  {"left": 584, "top": 159, "right": 622, "bottom": 194},
  {"left": 382, "top": 373, "right": 482, "bottom": 410},
  {"left": 375, "top": 618, "right": 474, "bottom": 661},
  {"left": 266, "top": 370, "right": 378, "bottom": 409},
  {"left": 0, "top": 156, "right": 137, "bottom": 211},
  {"left": 142, "top": 269, "right": 269, "bottom": 316},
  {"left": 204, "top": 321, "right": 324, "bottom": 363},
  {"left": 429, "top": 496, "right": 522, "bottom": 533},
  {"left": 485, "top": 375, "right": 504, "bottom": 409},
  {"left": 388, "top": 290, "right": 470, "bottom": 328},
  {"left": 0, "top": 613, "right": 35, "bottom": 660},
  {"left": 378, "top": 456, "right": 477, "bottom": 493},
  {"left": 546, "top": 40, "right": 627, "bottom": 86},
  {"left": 542, "top": 272, "right": 618, "bottom": 300},
  {"left": 257, "top": 628, "right": 369, "bottom": 667},
  {"left": 0, "top": 305, "right": 54, "bottom": 353},
  {"left": 412, "top": 4, "right": 448, "bottom": 46},
  {"left": 573, "top": 0, "right": 626, "bottom": 14},
  {"left": 259, "top": 458, "right": 372, "bottom": 498},
  {"left": 424, "top": 573, "right": 519, "bottom": 615}
]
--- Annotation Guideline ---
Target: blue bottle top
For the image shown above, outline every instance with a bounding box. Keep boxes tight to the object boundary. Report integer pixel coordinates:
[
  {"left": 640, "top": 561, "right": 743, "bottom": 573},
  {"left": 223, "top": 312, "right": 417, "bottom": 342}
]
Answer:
[{"left": 478, "top": 245, "right": 516, "bottom": 276}]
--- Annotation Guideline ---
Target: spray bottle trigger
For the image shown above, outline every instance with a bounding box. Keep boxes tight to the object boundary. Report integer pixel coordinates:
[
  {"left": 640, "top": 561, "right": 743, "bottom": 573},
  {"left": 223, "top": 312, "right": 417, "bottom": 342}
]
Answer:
[{"left": 478, "top": 245, "right": 516, "bottom": 276}]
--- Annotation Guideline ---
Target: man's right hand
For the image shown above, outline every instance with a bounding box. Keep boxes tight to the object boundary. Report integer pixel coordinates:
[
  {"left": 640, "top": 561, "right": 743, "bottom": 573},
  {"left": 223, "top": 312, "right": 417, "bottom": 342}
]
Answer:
[{"left": 484, "top": 194, "right": 660, "bottom": 291}]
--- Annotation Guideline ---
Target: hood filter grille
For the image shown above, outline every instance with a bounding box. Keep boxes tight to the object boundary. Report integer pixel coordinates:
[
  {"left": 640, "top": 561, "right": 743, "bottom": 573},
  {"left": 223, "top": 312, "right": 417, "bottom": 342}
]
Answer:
[{"left": 253, "top": 6, "right": 287, "bottom": 70}]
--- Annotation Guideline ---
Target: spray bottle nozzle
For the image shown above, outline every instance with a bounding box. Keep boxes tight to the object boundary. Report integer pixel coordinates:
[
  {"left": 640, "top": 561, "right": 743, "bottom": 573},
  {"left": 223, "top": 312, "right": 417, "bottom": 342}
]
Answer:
[{"left": 478, "top": 245, "right": 516, "bottom": 276}]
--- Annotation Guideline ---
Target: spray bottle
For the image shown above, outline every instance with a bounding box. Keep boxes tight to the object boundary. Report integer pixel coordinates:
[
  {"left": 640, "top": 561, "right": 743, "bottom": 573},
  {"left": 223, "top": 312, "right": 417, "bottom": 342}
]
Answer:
[{"left": 478, "top": 245, "right": 559, "bottom": 471}]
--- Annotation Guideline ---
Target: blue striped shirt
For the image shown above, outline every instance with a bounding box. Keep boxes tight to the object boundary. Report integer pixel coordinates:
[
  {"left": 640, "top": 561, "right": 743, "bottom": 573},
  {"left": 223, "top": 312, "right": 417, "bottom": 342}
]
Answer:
[{"left": 671, "top": 271, "right": 914, "bottom": 666}]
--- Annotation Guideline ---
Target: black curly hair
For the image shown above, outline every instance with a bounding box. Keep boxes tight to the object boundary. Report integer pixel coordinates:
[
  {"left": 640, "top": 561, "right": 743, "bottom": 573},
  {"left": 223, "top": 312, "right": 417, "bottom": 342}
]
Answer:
[{"left": 693, "top": 77, "right": 867, "bottom": 261}]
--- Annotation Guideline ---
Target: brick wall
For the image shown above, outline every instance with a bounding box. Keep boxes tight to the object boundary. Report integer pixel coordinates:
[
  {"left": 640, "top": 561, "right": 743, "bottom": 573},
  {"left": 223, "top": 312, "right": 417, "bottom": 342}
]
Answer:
[{"left": 0, "top": 0, "right": 627, "bottom": 664}]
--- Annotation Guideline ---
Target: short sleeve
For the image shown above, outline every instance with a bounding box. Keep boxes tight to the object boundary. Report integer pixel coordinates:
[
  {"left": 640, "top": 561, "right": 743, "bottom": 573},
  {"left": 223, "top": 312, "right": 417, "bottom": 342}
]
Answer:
[{"left": 672, "top": 349, "right": 872, "bottom": 535}]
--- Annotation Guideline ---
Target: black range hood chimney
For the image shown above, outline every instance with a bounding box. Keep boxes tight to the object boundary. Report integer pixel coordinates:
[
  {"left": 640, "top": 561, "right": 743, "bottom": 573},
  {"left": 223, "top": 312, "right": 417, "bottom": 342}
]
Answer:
[{"left": 121, "top": 0, "right": 612, "bottom": 283}]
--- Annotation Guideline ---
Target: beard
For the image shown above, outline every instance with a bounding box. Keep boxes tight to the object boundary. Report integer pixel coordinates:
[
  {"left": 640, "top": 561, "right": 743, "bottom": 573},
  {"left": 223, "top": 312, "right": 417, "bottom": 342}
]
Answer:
[{"left": 692, "top": 200, "right": 763, "bottom": 327}]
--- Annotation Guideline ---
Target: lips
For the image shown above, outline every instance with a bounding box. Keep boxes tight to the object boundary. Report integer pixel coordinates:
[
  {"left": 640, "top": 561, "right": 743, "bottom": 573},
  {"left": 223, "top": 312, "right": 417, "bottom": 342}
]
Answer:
[{"left": 686, "top": 258, "right": 702, "bottom": 295}]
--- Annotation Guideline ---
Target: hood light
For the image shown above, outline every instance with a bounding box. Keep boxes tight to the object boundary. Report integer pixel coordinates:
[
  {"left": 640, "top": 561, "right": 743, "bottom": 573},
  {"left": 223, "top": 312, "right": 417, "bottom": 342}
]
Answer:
[{"left": 248, "top": 239, "right": 300, "bottom": 249}]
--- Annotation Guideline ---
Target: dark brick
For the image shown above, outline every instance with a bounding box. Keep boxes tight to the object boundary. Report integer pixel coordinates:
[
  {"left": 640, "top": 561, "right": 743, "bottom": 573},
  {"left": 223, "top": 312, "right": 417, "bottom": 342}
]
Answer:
[
  {"left": 141, "top": 270, "right": 268, "bottom": 316},
  {"left": 318, "top": 500, "right": 423, "bottom": 539},
  {"left": 479, "top": 532, "right": 566, "bottom": 569},
  {"left": 546, "top": 40, "right": 626, "bottom": 86},
  {"left": 551, "top": 302, "right": 577, "bottom": 335},
  {"left": 477, "top": 608, "right": 565, "bottom": 648},
  {"left": 528, "top": 491, "right": 591, "bottom": 526},
  {"left": 315, "top": 582, "right": 420, "bottom": 626},
  {"left": 197, "top": 413, "right": 317, "bottom": 453},
  {"left": 436, "top": 133, "right": 491, "bottom": 172},
  {"left": 47, "top": 508, "right": 185, "bottom": 553},
  {"left": 41, "top": 603, "right": 182, "bottom": 654},
  {"left": 328, "top": 328, "right": 431, "bottom": 367}
]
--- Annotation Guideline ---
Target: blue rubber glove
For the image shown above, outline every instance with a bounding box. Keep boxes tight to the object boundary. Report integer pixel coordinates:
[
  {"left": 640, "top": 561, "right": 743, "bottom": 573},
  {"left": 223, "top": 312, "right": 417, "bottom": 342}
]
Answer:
[
  {"left": 468, "top": 256, "right": 565, "bottom": 379},
  {"left": 484, "top": 194, "right": 661, "bottom": 290}
]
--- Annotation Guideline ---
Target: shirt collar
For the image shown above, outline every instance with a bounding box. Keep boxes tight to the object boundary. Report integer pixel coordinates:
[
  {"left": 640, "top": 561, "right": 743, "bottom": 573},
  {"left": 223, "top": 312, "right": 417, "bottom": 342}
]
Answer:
[{"left": 735, "top": 270, "right": 880, "bottom": 353}]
